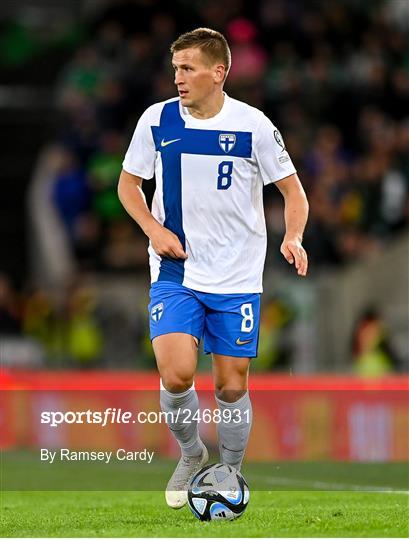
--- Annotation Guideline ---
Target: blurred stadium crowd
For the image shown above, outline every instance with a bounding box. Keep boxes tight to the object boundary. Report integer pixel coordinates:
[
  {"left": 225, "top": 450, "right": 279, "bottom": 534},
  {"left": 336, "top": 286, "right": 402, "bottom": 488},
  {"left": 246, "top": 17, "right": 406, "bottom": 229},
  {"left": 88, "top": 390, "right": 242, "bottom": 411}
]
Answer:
[
  {"left": 1, "top": 0, "right": 408, "bottom": 371},
  {"left": 51, "top": 0, "right": 409, "bottom": 272}
]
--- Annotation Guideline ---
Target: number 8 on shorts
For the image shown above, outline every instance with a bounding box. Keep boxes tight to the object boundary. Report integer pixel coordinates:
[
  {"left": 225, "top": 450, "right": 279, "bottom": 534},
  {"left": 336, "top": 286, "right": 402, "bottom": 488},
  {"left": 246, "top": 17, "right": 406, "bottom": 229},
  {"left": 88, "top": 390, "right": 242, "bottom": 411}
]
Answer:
[{"left": 240, "top": 303, "right": 254, "bottom": 333}]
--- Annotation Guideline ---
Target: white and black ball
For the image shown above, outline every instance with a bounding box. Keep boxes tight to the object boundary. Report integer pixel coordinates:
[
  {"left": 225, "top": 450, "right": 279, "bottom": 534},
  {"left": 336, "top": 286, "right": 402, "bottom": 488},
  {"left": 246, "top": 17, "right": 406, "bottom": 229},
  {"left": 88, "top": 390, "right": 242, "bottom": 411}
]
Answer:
[{"left": 187, "top": 463, "right": 250, "bottom": 521}]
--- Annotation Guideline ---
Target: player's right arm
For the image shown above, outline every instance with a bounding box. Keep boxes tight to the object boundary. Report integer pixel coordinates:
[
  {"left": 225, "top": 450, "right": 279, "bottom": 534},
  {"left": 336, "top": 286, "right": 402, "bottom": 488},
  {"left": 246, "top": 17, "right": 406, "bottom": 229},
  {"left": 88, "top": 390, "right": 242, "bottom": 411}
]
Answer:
[{"left": 117, "top": 169, "right": 187, "bottom": 259}]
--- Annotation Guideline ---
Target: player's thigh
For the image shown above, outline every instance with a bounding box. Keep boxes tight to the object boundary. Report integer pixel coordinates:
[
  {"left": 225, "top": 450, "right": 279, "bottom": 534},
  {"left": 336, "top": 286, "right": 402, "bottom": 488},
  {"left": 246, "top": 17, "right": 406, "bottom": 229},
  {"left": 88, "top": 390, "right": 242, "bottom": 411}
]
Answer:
[
  {"left": 148, "top": 281, "right": 205, "bottom": 391},
  {"left": 153, "top": 332, "right": 199, "bottom": 392},
  {"left": 212, "top": 354, "right": 251, "bottom": 402}
]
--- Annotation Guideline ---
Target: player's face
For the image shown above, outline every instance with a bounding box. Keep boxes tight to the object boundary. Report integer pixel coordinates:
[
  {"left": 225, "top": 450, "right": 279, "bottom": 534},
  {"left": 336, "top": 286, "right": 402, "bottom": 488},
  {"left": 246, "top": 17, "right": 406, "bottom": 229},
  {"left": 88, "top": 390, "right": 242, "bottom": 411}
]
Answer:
[{"left": 172, "top": 48, "right": 223, "bottom": 109}]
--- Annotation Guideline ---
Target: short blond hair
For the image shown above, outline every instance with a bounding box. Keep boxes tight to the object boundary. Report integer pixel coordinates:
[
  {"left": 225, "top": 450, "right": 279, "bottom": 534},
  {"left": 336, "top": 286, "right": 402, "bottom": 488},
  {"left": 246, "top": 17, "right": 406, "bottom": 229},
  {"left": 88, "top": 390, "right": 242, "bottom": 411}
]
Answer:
[{"left": 171, "top": 27, "right": 231, "bottom": 74}]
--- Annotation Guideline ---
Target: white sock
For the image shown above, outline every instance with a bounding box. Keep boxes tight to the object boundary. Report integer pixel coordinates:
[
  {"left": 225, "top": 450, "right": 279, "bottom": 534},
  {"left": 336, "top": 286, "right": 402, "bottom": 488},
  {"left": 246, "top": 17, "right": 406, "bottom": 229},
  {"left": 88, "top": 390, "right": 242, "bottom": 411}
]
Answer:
[
  {"left": 215, "top": 391, "right": 252, "bottom": 470},
  {"left": 160, "top": 380, "right": 203, "bottom": 457}
]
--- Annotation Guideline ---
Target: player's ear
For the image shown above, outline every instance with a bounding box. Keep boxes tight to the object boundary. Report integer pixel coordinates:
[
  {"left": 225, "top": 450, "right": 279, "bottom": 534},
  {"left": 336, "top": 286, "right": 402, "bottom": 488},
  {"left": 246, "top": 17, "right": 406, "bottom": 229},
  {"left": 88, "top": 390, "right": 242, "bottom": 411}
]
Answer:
[{"left": 214, "top": 64, "right": 225, "bottom": 84}]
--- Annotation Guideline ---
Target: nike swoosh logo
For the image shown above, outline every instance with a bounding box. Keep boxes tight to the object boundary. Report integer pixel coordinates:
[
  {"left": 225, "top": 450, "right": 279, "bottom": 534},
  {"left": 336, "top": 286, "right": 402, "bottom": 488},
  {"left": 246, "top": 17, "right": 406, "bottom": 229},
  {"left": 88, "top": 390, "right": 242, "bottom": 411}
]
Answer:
[
  {"left": 236, "top": 338, "right": 252, "bottom": 345},
  {"left": 160, "top": 138, "right": 181, "bottom": 147}
]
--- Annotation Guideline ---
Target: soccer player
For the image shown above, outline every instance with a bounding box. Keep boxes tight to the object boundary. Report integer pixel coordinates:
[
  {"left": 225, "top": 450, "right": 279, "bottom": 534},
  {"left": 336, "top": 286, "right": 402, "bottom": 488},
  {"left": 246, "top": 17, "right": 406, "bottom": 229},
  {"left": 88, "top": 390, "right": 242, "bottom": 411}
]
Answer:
[{"left": 118, "top": 28, "right": 309, "bottom": 509}]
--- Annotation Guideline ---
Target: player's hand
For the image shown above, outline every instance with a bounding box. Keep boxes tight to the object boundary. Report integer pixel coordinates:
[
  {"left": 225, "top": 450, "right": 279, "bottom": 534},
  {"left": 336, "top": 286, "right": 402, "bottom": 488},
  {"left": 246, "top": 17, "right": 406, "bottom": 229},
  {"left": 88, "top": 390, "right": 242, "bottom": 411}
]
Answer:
[
  {"left": 280, "top": 235, "right": 308, "bottom": 276},
  {"left": 148, "top": 222, "right": 188, "bottom": 260}
]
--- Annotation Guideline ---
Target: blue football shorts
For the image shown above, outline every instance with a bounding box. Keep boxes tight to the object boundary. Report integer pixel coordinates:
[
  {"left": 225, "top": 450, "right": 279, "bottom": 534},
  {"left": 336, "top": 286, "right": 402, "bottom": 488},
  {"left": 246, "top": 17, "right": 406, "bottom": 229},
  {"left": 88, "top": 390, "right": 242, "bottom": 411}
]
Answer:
[{"left": 148, "top": 281, "right": 261, "bottom": 358}]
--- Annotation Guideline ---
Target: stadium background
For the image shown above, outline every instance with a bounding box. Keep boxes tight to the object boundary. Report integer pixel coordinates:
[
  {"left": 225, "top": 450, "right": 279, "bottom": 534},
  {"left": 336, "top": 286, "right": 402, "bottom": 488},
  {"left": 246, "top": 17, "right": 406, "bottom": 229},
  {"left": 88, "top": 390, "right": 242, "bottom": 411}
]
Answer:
[{"left": 1, "top": 0, "right": 408, "bottom": 465}]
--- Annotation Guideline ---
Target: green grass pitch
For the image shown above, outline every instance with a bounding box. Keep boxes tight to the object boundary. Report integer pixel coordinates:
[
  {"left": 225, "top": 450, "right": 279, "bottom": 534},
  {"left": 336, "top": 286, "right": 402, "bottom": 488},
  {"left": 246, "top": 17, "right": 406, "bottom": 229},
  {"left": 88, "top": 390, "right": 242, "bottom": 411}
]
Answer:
[
  {"left": 2, "top": 490, "right": 408, "bottom": 537},
  {"left": 1, "top": 454, "right": 408, "bottom": 537}
]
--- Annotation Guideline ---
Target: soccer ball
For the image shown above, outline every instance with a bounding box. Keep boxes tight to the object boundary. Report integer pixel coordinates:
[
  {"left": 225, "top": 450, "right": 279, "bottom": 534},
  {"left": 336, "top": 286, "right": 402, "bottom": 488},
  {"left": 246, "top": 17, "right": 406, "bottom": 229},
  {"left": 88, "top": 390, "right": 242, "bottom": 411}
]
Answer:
[{"left": 187, "top": 463, "right": 249, "bottom": 521}]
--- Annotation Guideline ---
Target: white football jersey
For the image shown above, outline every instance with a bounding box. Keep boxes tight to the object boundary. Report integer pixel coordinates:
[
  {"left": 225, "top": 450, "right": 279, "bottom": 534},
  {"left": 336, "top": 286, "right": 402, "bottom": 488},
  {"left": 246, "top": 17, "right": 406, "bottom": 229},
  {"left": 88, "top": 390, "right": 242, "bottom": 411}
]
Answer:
[{"left": 122, "top": 94, "right": 296, "bottom": 293}]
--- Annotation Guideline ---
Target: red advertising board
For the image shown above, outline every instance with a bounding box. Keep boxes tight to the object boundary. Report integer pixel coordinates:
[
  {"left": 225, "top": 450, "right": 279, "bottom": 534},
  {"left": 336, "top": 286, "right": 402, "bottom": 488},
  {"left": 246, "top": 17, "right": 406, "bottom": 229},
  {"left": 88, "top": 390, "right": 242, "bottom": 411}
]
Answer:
[{"left": 1, "top": 369, "right": 408, "bottom": 461}]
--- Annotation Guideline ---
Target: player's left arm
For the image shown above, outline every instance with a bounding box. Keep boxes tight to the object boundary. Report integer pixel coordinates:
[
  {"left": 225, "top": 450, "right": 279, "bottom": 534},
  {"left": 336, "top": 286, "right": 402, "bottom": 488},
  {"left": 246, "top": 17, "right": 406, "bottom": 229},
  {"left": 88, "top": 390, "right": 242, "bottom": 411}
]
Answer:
[{"left": 275, "top": 173, "right": 309, "bottom": 276}]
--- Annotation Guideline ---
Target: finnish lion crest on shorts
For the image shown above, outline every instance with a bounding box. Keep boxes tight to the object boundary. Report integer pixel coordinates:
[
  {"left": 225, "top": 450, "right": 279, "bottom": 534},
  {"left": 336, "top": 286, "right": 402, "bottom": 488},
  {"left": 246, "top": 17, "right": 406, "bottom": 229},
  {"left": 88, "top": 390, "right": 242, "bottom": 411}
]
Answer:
[{"left": 151, "top": 302, "right": 164, "bottom": 322}]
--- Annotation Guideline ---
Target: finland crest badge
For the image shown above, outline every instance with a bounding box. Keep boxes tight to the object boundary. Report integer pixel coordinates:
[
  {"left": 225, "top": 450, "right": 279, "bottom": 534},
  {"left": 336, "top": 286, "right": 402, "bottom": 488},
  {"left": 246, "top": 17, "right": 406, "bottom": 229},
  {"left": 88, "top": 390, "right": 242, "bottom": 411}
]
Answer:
[
  {"left": 219, "top": 133, "right": 236, "bottom": 153},
  {"left": 151, "top": 302, "right": 164, "bottom": 322}
]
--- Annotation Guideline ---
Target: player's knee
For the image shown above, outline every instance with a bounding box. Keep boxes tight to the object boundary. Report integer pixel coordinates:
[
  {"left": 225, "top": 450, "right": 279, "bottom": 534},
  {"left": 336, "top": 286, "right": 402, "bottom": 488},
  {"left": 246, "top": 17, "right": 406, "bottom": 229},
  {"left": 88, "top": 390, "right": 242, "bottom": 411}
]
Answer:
[
  {"left": 215, "top": 384, "right": 246, "bottom": 403},
  {"left": 161, "top": 373, "right": 194, "bottom": 393}
]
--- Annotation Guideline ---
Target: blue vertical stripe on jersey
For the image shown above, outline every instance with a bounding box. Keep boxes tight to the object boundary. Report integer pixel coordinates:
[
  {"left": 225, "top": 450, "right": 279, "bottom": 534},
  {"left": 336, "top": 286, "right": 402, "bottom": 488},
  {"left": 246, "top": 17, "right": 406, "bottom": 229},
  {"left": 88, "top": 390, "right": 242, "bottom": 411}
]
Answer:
[
  {"left": 151, "top": 99, "right": 253, "bottom": 284},
  {"left": 152, "top": 101, "right": 186, "bottom": 283}
]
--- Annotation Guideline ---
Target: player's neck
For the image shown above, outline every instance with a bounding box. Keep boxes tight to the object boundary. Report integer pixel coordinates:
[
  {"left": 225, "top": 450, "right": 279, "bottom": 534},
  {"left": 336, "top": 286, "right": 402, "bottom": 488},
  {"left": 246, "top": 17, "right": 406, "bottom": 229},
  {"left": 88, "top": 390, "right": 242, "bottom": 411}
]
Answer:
[{"left": 188, "top": 92, "right": 225, "bottom": 120}]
